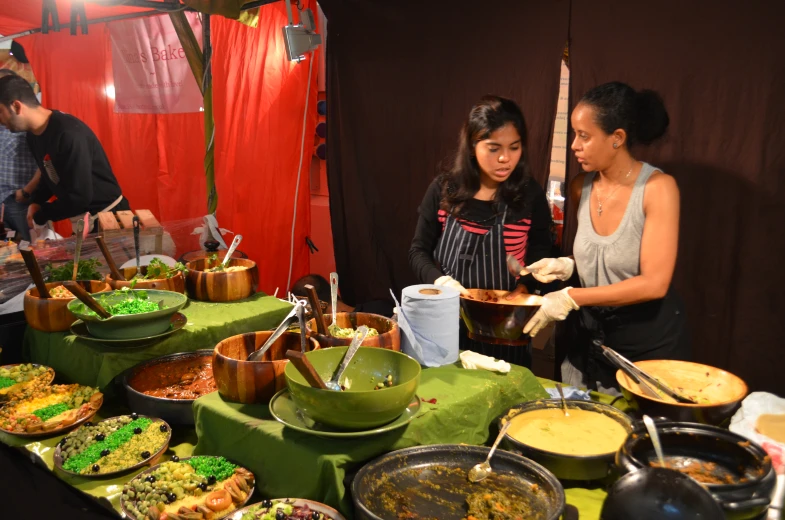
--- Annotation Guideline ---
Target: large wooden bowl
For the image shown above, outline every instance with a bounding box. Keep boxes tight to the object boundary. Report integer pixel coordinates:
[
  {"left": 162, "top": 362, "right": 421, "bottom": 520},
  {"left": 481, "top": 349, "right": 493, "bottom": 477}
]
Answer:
[
  {"left": 214, "top": 331, "right": 320, "bottom": 404},
  {"left": 306, "top": 312, "right": 400, "bottom": 351},
  {"left": 24, "top": 281, "right": 110, "bottom": 333},
  {"left": 185, "top": 258, "right": 258, "bottom": 302},
  {"left": 616, "top": 359, "right": 748, "bottom": 425},
  {"left": 106, "top": 267, "right": 185, "bottom": 293}
]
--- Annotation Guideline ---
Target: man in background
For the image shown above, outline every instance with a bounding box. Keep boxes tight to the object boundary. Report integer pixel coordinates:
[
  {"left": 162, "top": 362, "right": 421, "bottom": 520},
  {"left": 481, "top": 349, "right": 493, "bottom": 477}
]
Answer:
[
  {"left": 0, "top": 69, "right": 39, "bottom": 241},
  {"left": 0, "top": 74, "right": 128, "bottom": 234}
]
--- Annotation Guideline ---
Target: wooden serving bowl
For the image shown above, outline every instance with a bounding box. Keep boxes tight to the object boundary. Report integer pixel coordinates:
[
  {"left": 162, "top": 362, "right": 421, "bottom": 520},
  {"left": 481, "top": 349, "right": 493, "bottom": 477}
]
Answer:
[
  {"left": 106, "top": 267, "right": 185, "bottom": 293},
  {"left": 616, "top": 359, "right": 748, "bottom": 425},
  {"left": 185, "top": 258, "right": 258, "bottom": 302},
  {"left": 24, "top": 281, "right": 110, "bottom": 333},
  {"left": 306, "top": 312, "right": 400, "bottom": 351},
  {"left": 214, "top": 331, "right": 320, "bottom": 404}
]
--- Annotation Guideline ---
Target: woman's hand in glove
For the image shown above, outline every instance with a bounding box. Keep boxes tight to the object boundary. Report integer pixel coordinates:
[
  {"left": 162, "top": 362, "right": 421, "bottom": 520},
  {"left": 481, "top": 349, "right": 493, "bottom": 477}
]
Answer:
[
  {"left": 434, "top": 275, "right": 470, "bottom": 296},
  {"left": 526, "top": 257, "right": 575, "bottom": 283},
  {"left": 523, "top": 287, "right": 579, "bottom": 337}
]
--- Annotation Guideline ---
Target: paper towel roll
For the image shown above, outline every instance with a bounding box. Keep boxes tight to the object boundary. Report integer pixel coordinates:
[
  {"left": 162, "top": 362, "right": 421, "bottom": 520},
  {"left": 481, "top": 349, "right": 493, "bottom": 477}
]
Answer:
[{"left": 391, "top": 284, "right": 460, "bottom": 367}]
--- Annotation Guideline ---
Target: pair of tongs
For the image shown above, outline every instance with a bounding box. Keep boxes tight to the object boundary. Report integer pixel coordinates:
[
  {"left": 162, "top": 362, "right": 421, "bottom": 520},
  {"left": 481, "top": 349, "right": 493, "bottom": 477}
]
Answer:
[
  {"left": 600, "top": 342, "right": 697, "bottom": 404},
  {"left": 246, "top": 301, "right": 307, "bottom": 361}
]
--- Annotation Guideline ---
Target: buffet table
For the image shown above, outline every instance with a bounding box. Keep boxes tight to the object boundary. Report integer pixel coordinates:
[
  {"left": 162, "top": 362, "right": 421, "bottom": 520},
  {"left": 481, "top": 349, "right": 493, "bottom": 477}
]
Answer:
[
  {"left": 21, "top": 293, "right": 292, "bottom": 390},
  {"left": 0, "top": 362, "right": 626, "bottom": 520}
]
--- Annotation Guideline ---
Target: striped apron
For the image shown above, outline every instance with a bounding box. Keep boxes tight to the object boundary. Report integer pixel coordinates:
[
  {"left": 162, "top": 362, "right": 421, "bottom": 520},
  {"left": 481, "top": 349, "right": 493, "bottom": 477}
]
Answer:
[{"left": 433, "top": 203, "right": 532, "bottom": 366}]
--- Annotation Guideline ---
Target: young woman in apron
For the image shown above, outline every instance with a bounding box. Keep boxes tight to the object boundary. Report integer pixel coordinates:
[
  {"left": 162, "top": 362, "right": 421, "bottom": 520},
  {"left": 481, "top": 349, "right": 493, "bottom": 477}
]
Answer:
[
  {"left": 409, "top": 95, "right": 553, "bottom": 366},
  {"left": 521, "top": 82, "right": 689, "bottom": 394}
]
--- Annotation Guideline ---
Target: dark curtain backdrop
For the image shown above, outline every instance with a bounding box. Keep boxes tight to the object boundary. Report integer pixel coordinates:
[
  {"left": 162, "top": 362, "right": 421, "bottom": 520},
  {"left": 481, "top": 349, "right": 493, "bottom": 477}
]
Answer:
[
  {"left": 320, "top": 0, "right": 570, "bottom": 303},
  {"left": 321, "top": 0, "right": 785, "bottom": 394},
  {"left": 562, "top": 0, "right": 785, "bottom": 394}
]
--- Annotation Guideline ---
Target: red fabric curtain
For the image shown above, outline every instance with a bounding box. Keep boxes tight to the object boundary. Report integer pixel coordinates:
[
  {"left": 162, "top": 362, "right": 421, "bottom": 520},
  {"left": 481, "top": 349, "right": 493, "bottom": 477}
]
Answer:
[{"left": 2, "top": 2, "right": 317, "bottom": 294}]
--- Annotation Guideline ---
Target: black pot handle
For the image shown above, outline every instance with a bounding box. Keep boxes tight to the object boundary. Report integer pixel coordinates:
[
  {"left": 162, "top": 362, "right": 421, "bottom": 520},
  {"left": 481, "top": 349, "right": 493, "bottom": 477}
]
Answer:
[{"left": 719, "top": 496, "right": 771, "bottom": 511}]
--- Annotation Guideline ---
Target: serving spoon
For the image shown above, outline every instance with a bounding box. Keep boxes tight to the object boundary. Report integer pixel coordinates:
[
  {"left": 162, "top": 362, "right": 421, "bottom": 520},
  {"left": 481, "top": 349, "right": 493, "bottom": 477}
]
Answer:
[
  {"left": 643, "top": 415, "right": 666, "bottom": 468},
  {"left": 325, "top": 326, "right": 369, "bottom": 391},
  {"left": 555, "top": 382, "right": 570, "bottom": 417},
  {"left": 468, "top": 421, "right": 511, "bottom": 483},
  {"left": 71, "top": 219, "right": 84, "bottom": 281},
  {"left": 247, "top": 301, "right": 303, "bottom": 361},
  {"left": 220, "top": 234, "right": 243, "bottom": 269}
]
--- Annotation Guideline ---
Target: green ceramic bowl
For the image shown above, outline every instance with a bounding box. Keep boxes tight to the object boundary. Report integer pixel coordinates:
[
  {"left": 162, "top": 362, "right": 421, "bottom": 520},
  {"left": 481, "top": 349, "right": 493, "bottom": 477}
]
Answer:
[
  {"left": 67, "top": 289, "right": 188, "bottom": 340},
  {"left": 284, "top": 346, "right": 421, "bottom": 430}
]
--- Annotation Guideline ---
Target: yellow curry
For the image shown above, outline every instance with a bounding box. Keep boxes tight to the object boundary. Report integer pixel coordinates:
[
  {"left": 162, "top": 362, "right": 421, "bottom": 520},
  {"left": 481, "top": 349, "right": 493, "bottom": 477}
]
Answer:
[{"left": 507, "top": 408, "right": 628, "bottom": 456}]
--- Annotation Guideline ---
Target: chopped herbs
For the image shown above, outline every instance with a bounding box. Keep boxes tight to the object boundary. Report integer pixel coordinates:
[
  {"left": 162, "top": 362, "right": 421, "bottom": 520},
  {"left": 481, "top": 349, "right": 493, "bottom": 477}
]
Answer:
[
  {"left": 133, "top": 258, "right": 188, "bottom": 280},
  {"left": 76, "top": 290, "right": 163, "bottom": 317},
  {"left": 187, "top": 455, "right": 238, "bottom": 481},
  {"left": 45, "top": 258, "right": 103, "bottom": 282},
  {"left": 32, "top": 403, "right": 70, "bottom": 422},
  {"left": 0, "top": 377, "right": 17, "bottom": 389}
]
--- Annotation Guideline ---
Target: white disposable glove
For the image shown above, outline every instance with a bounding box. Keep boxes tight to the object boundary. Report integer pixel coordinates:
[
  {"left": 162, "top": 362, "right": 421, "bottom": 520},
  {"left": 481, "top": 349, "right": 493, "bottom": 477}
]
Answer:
[
  {"left": 526, "top": 257, "right": 575, "bottom": 283},
  {"left": 523, "top": 287, "right": 579, "bottom": 337},
  {"left": 434, "top": 275, "right": 470, "bottom": 296},
  {"left": 460, "top": 351, "right": 511, "bottom": 373}
]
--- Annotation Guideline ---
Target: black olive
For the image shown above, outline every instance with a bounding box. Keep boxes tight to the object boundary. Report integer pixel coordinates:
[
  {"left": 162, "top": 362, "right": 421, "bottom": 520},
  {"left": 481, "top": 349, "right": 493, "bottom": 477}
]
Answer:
[
  {"left": 198, "top": 483, "right": 207, "bottom": 491},
  {"left": 311, "top": 513, "right": 321, "bottom": 520},
  {"left": 140, "top": 450, "right": 151, "bottom": 459},
  {"left": 96, "top": 433, "right": 106, "bottom": 441},
  {"left": 171, "top": 455, "right": 180, "bottom": 462},
  {"left": 146, "top": 475, "right": 156, "bottom": 483},
  {"left": 275, "top": 510, "right": 287, "bottom": 520},
  {"left": 92, "top": 464, "right": 100, "bottom": 472},
  {"left": 168, "top": 493, "right": 177, "bottom": 503},
  {"left": 261, "top": 500, "right": 273, "bottom": 509},
  {"left": 131, "top": 413, "right": 139, "bottom": 420},
  {"left": 207, "top": 475, "right": 217, "bottom": 485},
  {"left": 100, "top": 449, "right": 110, "bottom": 457},
  {"left": 59, "top": 438, "right": 67, "bottom": 447},
  {"left": 85, "top": 422, "right": 93, "bottom": 427},
  {"left": 159, "top": 424, "right": 168, "bottom": 433},
  {"left": 133, "top": 427, "right": 143, "bottom": 435}
]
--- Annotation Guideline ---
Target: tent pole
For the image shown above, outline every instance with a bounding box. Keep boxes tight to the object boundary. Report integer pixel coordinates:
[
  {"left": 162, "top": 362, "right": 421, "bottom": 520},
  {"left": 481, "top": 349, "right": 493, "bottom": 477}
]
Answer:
[{"left": 0, "top": 10, "right": 163, "bottom": 43}]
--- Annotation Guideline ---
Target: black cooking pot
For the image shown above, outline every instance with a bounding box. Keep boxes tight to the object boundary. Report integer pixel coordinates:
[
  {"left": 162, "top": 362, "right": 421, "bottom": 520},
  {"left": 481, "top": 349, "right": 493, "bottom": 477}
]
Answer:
[
  {"left": 352, "top": 444, "right": 565, "bottom": 520},
  {"left": 497, "top": 399, "right": 634, "bottom": 481},
  {"left": 122, "top": 349, "right": 214, "bottom": 425},
  {"left": 616, "top": 419, "right": 775, "bottom": 520},
  {"left": 601, "top": 467, "right": 725, "bottom": 519}
]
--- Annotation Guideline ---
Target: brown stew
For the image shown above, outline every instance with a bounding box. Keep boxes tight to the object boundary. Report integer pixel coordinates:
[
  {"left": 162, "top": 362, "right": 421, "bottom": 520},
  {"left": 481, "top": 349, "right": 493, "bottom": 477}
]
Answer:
[{"left": 130, "top": 356, "right": 216, "bottom": 400}]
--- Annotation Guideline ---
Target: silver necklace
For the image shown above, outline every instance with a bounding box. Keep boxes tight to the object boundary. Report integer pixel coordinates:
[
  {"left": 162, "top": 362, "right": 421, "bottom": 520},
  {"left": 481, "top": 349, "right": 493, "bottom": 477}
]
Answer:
[{"left": 595, "top": 165, "right": 633, "bottom": 216}]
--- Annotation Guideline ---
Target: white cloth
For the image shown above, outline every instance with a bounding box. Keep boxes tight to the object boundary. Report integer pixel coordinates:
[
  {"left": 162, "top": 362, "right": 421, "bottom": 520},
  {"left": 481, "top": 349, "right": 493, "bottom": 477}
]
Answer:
[{"left": 460, "top": 350, "right": 511, "bottom": 374}]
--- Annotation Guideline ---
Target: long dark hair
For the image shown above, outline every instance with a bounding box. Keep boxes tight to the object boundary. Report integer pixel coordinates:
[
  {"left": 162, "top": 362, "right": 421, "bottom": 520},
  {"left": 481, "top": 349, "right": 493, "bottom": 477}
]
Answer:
[
  {"left": 579, "top": 82, "right": 669, "bottom": 147},
  {"left": 440, "top": 95, "right": 533, "bottom": 215}
]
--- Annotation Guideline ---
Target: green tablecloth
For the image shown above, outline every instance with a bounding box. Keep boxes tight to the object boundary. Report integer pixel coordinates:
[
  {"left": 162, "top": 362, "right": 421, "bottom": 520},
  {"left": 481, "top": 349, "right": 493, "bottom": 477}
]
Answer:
[
  {"left": 192, "top": 364, "right": 614, "bottom": 519},
  {"left": 23, "top": 293, "right": 292, "bottom": 390}
]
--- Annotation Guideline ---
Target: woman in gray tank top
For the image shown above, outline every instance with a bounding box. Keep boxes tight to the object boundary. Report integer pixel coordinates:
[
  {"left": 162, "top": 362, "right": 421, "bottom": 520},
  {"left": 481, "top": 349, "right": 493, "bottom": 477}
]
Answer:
[{"left": 521, "top": 82, "right": 689, "bottom": 394}]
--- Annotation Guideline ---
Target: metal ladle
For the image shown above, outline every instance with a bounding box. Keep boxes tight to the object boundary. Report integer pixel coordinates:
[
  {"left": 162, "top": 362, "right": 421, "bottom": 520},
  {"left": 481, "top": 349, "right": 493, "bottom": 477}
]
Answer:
[
  {"left": 468, "top": 421, "right": 511, "bottom": 483},
  {"left": 643, "top": 415, "right": 666, "bottom": 468}
]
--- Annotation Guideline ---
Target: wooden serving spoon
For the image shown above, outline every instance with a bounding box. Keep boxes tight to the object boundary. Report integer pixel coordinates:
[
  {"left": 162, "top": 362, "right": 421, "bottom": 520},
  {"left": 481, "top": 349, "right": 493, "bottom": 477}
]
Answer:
[
  {"left": 63, "top": 281, "right": 112, "bottom": 319},
  {"left": 285, "top": 350, "right": 328, "bottom": 389},
  {"left": 304, "top": 284, "right": 328, "bottom": 335},
  {"left": 96, "top": 236, "right": 125, "bottom": 281},
  {"left": 20, "top": 247, "right": 51, "bottom": 299}
]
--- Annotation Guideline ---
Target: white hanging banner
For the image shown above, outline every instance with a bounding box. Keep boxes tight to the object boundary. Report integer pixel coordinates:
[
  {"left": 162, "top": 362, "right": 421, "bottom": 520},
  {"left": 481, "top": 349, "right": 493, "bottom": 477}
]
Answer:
[{"left": 109, "top": 13, "right": 203, "bottom": 114}]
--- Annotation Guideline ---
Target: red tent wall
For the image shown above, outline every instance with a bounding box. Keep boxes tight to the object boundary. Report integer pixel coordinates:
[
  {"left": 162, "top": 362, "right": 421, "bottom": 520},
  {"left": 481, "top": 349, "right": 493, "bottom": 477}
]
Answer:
[{"left": 2, "top": 2, "right": 317, "bottom": 294}]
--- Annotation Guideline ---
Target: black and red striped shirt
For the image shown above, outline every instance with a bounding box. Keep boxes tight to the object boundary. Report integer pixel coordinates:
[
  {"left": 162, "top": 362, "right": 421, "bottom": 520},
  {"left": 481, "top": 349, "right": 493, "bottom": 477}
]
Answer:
[{"left": 409, "top": 177, "right": 553, "bottom": 286}]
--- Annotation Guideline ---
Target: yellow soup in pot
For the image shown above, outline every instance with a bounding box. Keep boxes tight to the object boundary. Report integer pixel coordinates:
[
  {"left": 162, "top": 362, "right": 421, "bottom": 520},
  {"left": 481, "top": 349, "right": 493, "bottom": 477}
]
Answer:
[{"left": 507, "top": 408, "right": 628, "bottom": 456}]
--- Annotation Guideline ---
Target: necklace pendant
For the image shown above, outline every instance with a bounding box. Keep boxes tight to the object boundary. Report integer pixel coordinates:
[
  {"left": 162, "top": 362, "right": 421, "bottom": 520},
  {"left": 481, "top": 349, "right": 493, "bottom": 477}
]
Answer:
[{"left": 597, "top": 204, "right": 603, "bottom": 216}]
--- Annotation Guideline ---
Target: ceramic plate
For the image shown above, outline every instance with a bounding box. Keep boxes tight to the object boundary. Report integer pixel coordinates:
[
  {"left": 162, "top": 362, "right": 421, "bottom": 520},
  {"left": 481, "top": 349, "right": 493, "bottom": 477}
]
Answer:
[
  {"left": 269, "top": 388, "right": 421, "bottom": 438},
  {"left": 54, "top": 414, "right": 172, "bottom": 479},
  {"left": 70, "top": 312, "right": 187, "bottom": 347}
]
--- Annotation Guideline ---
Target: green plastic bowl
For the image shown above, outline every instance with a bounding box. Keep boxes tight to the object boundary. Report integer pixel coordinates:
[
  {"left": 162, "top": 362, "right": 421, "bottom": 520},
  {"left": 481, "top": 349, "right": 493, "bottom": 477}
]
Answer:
[
  {"left": 67, "top": 289, "right": 188, "bottom": 340},
  {"left": 285, "top": 346, "right": 421, "bottom": 430}
]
